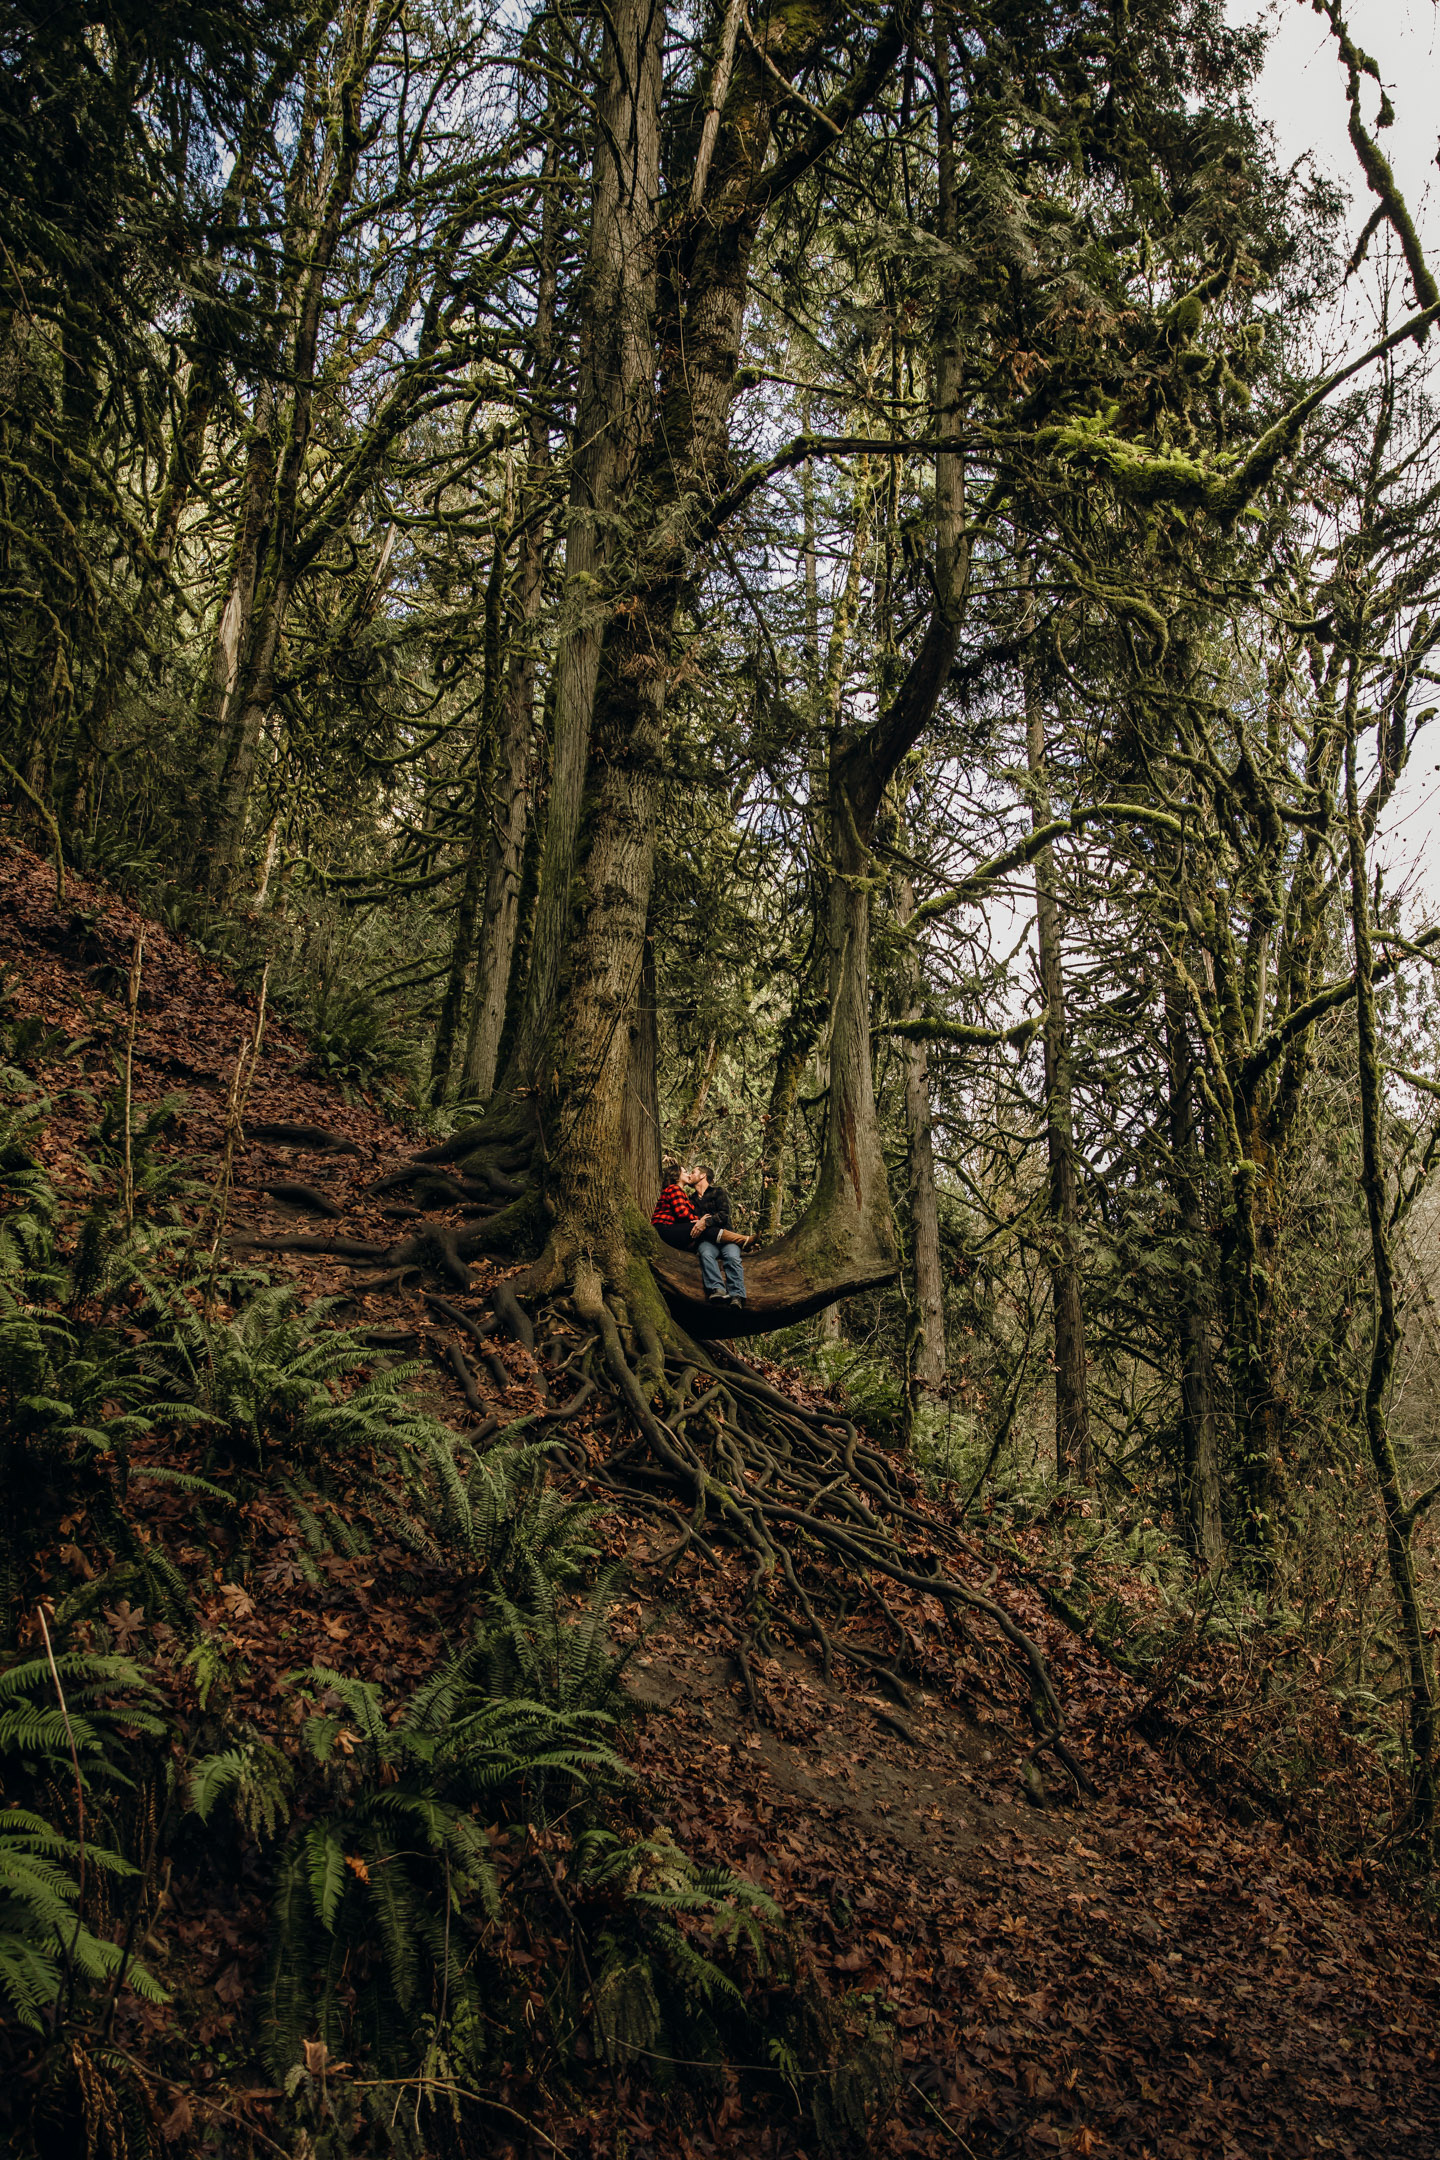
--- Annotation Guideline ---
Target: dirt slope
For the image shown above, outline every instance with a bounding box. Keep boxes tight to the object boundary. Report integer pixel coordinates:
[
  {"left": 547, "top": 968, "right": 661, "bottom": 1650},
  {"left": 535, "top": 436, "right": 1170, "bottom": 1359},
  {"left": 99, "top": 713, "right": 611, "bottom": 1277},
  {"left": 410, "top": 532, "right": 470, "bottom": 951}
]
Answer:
[{"left": 2, "top": 833, "right": 1438, "bottom": 2160}]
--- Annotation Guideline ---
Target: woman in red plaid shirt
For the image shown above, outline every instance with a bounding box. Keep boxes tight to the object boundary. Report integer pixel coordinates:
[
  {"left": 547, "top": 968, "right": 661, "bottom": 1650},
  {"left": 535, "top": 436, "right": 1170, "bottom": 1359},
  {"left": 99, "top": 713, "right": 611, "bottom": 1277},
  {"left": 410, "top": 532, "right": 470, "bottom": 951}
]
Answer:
[{"left": 651, "top": 1157, "right": 699, "bottom": 1251}]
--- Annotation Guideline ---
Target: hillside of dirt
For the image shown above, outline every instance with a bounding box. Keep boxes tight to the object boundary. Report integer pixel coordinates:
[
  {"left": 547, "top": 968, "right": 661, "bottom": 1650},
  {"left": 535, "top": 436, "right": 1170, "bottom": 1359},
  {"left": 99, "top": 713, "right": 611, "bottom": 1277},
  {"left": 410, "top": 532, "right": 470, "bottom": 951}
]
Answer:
[{"left": 2, "top": 833, "right": 1439, "bottom": 2160}]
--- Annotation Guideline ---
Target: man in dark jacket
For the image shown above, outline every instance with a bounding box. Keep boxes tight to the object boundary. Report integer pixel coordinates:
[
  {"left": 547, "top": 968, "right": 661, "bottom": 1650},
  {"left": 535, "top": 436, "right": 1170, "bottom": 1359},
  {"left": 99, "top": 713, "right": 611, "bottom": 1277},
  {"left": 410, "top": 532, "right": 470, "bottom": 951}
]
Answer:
[{"left": 687, "top": 1164, "right": 746, "bottom": 1306}]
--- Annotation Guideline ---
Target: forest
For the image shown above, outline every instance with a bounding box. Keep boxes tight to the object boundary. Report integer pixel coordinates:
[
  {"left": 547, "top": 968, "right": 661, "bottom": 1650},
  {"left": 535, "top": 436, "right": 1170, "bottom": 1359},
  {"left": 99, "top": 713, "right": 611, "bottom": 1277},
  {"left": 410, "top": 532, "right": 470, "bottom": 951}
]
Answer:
[{"left": 4, "top": 0, "right": 1440, "bottom": 2151}]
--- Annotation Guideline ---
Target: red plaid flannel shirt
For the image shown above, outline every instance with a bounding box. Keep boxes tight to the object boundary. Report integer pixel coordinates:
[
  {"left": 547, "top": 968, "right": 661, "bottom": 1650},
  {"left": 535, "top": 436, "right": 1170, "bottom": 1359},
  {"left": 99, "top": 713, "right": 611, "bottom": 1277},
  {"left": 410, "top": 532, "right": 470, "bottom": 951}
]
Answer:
[{"left": 651, "top": 1181, "right": 696, "bottom": 1230}]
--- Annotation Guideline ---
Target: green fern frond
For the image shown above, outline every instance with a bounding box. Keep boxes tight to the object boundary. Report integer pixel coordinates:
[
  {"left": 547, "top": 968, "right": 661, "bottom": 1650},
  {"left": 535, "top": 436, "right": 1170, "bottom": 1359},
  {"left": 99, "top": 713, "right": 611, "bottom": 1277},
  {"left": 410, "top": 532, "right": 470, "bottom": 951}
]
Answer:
[
  {"left": 188, "top": 1742, "right": 292, "bottom": 1841},
  {"left": 0, "top": 1652, "right": 163, "bottom": 1783},
  {"left": 305, "top": 1827, "right": 347, "bottom": 1932},
  {"left": 0, "top": 1806, "right": 165, "bottom": 2029},
  {"left": 130, "top": 1464, "right": 234, "bottom": 1504}
]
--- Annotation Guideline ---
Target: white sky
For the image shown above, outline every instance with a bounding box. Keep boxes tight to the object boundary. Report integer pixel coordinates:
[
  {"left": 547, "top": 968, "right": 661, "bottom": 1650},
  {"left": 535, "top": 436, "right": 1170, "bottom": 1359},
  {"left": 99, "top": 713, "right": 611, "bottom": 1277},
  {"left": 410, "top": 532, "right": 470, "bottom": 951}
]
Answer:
[
  {"left": 1231, "top": 0, "right": 1440, "bottom": 918},
  {"left": 1233, "top": 0, "right": 1440, "bottom": 256}
]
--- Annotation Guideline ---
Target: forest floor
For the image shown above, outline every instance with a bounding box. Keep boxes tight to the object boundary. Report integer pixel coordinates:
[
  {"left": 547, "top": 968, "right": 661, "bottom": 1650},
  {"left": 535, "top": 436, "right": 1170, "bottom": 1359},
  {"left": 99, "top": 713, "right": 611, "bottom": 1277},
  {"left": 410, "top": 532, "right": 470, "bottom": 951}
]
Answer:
[{"left": 3, "top": 832, "right": 1440, "bottom": 2160}]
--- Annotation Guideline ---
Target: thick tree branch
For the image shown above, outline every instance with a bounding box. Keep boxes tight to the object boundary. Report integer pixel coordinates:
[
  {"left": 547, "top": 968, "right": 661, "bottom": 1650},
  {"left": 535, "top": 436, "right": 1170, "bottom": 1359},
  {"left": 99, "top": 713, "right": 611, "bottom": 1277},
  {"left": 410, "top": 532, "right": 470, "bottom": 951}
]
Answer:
[
  {"left": 913, "top": 803, "right": 1189, "bottom": 926},
  {"left": 1239, "top": 925, "right": 1440, "bottom": 1096},
  {"left": 888, "top": 1014, "right": 1043, "bottom": 1051},
  {"left": 747, "top": 0, "right": 919, "bottom": 214}
]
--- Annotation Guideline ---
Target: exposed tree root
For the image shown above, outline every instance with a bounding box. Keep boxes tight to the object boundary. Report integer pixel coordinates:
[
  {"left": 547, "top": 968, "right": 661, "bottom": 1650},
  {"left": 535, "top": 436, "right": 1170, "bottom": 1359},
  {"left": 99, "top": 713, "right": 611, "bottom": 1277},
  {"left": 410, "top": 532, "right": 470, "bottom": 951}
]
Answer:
[
  {"left": 411, "top": 1116, "right": 532, "bottom": 1168},
  {"left": 423, "top": 1292, "right": 498, "bottom": 1351},
  {"left": 245, "top": 1121, "right": 361, "bottom": 1155},
  {"left": 492, "top": 1279, "right": 535, "bottom": 1349},
  {"left": 447, "top": 1341, "right": 486, "bottom": 1415},
  {"left": 255, "top": 1180, "right": 344, "bottom": 1215},
  {"left": 443, "top": 1264, "right": 1101, "bottom": 1798},
  {"left": 349, "top": 1265, "right": 422, "bottom": 1296},
  {"left": 218, "top": 1116, "right": 1087, "bottom": 1790},
  {"left": 371, "top": 1166, "right": 492, "bottom": 1206},
  {"left": 361, "top": 1327, "right": 423, "bottom": 1352},
  {"left": 232, "top": 1232, "right": 391, "bottom": 1261}
]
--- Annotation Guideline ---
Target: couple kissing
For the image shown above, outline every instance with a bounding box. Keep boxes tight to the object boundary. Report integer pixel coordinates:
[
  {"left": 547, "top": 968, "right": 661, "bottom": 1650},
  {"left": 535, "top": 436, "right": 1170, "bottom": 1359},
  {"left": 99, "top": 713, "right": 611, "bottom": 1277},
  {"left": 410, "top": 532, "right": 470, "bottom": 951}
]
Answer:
[{"left": 651, "top": 1158, "right": 748, "bottom": 1307}]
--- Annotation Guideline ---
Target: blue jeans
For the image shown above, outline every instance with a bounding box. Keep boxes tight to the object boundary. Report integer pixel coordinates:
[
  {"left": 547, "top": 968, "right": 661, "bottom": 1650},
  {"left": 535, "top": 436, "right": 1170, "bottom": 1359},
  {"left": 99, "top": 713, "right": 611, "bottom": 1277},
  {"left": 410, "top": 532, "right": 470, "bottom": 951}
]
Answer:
[{"left": 697, "top": 1237, "right": 745, "bottom": 1299}]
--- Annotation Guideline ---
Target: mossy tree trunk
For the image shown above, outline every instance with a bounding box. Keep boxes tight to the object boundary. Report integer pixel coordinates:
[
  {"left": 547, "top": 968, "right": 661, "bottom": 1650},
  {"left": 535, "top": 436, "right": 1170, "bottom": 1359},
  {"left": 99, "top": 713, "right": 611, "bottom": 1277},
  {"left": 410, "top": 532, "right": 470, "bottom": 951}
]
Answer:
[
  {"left": 1163, "top": 973, "right": 1224, "bottom": 1568},
  {"left": 502, "top": 0, "right": 665, "bottom": 1093},
  {"left": 506, "top": 0, "right": 922, "bottom": 1335},
  {"left": 1022, "top": 629, "right": 1092, "bottom": 1481},
  {"left": 430, "top": 539, "right": 507, "bottom": 1103},
  {"left": 1343, "top": 642, "right": 1437, "bottom": 1841},
  {"left": 461, "top": 139, "right": 562, "bottom": 1104},
  {"left": 896, "top": 871, "right": 946, "bottom": 1403},
  {"left": 202, "top": 4, "right": 375, "bottom": 894}
]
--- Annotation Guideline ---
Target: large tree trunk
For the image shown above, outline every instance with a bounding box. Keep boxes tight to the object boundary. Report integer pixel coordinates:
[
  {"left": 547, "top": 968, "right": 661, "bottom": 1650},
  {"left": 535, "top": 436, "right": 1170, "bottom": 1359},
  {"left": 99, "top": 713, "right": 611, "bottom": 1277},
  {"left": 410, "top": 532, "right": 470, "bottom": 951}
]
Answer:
[
  {"left": 462, "top": 139, "right": 561, "bottom": 1102},
  {"left": 204, "top": 4, "right": 372, "bottom": 894},
  {"left": 1344, "top": 659, "right": 1436, "bottom": 1838},
  {"left": 193, "top": 380, "right": 276, "bottom": 879},
  {"left": 1164, "top": 975, "right": 1225, "bottom": 1567},
  {"left": 503, "top": 0, "right": 664, "bottom": 1091},
  {"left": 208, "top": 573, "right": 289, "bottom": 893},
  {"left": 896, "top": 872, "right": 946, "bottom": 1399},
  {"left": 758, "top": 1000, "right": 822, "bottom": 1242},
  {"left": 652, "top": 0, "right": 969, "bottom": 1331},
  {"left": 502, "top": 0, "right": 920, "bottom": 1337},
  {"left": 620, "top": 932, "right": 662, "bottom": 1213},
  {"left": 759, "top": 416, "right": 829, "bottom": 1235},
  {"left": 759, "top": 452, "right": 873, "bottom": 1239},
  {"left": 431, "top": 540, "right": 506, "bottom": 1101},
  {"left": 1197, "top": 881, "right": 1284, "bottom": 1555},
  {"left": 653, "top": 754, "right": 901, "bottom": 1330},
  {"left": 1023, "top": 652, "right": 1092, "bottom": 1481}
]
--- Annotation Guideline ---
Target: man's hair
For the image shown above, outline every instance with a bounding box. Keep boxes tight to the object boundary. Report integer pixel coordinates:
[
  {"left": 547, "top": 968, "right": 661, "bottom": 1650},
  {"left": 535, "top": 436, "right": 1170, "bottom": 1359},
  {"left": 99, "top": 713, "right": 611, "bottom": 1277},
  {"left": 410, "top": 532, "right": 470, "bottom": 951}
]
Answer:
[
  {"left": 661, "top": 1156, "right": 681, "bottom": 1180},
  {"left": 695, "top": 1164, "right": 715, "bottom": 1182}
]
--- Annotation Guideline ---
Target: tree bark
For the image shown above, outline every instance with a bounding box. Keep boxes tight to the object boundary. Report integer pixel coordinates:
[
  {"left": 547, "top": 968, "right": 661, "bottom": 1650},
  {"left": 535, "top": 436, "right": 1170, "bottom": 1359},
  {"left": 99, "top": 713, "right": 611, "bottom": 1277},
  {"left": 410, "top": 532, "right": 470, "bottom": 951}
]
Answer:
[
  {"left": 504, "top": 0, "right": 664, "bottom": 1090},
  {"left": 510, "top": 2, "right": 924, "bottom": 1336},
  {"left": 1163, "top": 973, "right": 1225, "bottom": 1567},
  {"left": 193, "top": 379, "right": 276, "bottom": 878},
  {"left": 1023, "top": 651, "right": 1092, "bottom": 1481},
  {"left": 431, "top": 538, "right": 506, "bottom": 1101},
  {"left": 620, "top": 933, "right": 662, "bottom": 1213},
  {"left": 758, "top": 415, "right": 825, "bottom": 1237},
  {"left": 1344, "top": 654, "right": 1436, "bottom": 1839},
  {"left": 896, "top": 872, "right": 946, "bottom": 1398},
  {"left": 204, "top": 1, "right": 376, "bottom": 893},
  {"left": 462, "top": 138, "right": 561, "bottom": 1102},
  {"left": 760, "top": 449, "right": 874, "bottom": 1238}
]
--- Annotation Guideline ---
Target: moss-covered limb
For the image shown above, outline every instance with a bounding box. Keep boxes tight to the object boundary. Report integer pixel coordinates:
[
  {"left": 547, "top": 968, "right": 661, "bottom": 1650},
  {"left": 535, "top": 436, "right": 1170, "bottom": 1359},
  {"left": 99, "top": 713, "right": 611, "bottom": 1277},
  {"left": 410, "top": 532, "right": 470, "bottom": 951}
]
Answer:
[
  {"left": 887, "top": 1014, "right": 1041, "bottom": 1051},
  {"left": 1319, "top": 0, "right": 1438, "bottom": 320},
  {"left": 1387, "top": 1065, "right": 1440, "bottom": 1107},
  {"left": 1344, "top": 660, "right": 1438, "bottom": 1842},
  {"left": 745, "top": 0, "right": 919, "bottom": 213},
  {"left": 1238, "top": 924, "right": 1440, "bottom": 1097},
  {"left": 693, "top": 430, "right": 960, "bottom": 550},
  {"left": 912, "top": 801, "right": 1188, "bottom": 926},
  {"left": 1022, "top": 295, "right": 1440, "bottom": 527}
]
